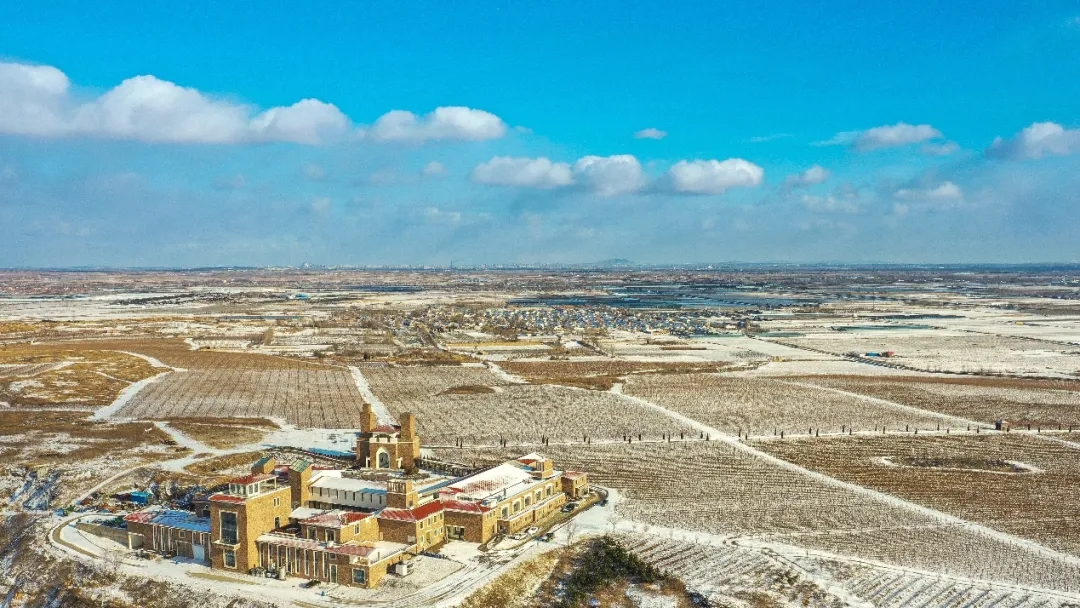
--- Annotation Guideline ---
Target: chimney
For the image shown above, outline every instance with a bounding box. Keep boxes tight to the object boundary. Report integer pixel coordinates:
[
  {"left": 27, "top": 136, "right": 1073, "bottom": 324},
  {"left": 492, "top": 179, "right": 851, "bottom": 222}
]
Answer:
[
  {"left": 289, "top": 460, "right": 312, "bottom": 508},
  {"left": 361, "top": 402, "right": 377, "bottom": 433}
]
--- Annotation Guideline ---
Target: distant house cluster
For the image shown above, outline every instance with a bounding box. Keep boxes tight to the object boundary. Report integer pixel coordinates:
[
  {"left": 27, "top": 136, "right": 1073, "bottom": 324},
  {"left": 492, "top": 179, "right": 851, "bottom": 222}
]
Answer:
[{"left": 124, "top": 404, "right": 588, "bottom": 588}]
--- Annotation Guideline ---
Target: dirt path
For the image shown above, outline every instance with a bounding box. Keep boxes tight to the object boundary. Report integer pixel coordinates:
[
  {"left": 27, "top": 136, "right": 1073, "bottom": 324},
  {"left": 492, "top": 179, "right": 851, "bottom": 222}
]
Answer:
[
  {"left": 348, "top": 366, "right": 394, "bottom": 425},
  {"left": 611, "top": 385, "right": 1080, "bottom": 569}
]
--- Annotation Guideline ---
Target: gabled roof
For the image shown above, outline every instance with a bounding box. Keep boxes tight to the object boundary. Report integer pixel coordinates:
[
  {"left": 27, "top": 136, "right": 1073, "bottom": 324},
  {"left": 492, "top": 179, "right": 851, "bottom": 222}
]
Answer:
[
  {"left": 369, "top": 424, "right": 401, "bottom": 434},
  {"left": 516, "top": 453, "right": 545, "bottom": 465},
  {"left": 377, "top": 500, "right": 444, "bottom": 523},
  {"left": 439, "top": 499, "right": 492, "bottom": 514}
]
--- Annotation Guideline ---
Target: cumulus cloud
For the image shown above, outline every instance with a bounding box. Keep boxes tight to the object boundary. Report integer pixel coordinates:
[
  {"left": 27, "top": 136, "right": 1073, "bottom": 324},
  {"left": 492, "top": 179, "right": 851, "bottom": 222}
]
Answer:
[
  {"left": 0, "top": 62, "right": 353, "bottom": 144},
  {"left": 369, "top": 107, "right": 507, "bottom": 142},
  {"left": 421, "top": 161, "right": 448, "bottom": 178},
  {"left": 470, "top": 157, "right": 573, "bottom": 189},
  {"left": 920, "top": 141, "right": 960, "bottom": 156},
  {"left": 817, "top": 122, "right": 942, "bottom": 151},
  {"left": 573, "top": 155, "right": 646, "bottom": 196},
  {"left": 633, "top": 128, "right": 667, "bottom": 140},
  {"left": 894, "top": 181, "right": 964, "bottom": 203},
  {"left": 666, "top": 159, "right": 764, "bottom": 195},
  {"left": 0, "top": 60, "right": 509, "bottom": 146},
  {"left": 986, "top": 122, "right": 1080, "bottom": 160},
  {"left": 783, "top": 165, "right": 830, "bottom": 189}
]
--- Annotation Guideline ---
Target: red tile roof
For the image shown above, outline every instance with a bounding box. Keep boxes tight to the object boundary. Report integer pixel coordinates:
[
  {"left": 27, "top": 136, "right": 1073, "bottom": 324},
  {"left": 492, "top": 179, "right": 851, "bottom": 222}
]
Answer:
[
  {"left": 378, "top": 500, "right": 444, "bottom": 523},
  {"left": 209, "top": 493, "right": 246, "bottom": 504},
  {"left": 439, "top": 499, "right": 492, "bottom": 514},
  {"left": 563, "top": 471, "right": 587, "bottom": 480}
]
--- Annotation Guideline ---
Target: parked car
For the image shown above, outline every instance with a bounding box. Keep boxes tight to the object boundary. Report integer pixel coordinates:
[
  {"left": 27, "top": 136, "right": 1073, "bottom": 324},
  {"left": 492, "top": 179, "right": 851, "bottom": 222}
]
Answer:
[
  {"left": 600, "top": 498, "right": 608, "bottom": 507},
  {"left": 561, "top": 503, "right": 577, "bottom": 513},
  {"left": 526, "top": 526, "right": 539, "bottom": 535},
  {"left": 539, "top": 532, "right": 555, "bottom": 542},
  {"left": 511, "top": 531, "right": 528, "bottom": 540}
]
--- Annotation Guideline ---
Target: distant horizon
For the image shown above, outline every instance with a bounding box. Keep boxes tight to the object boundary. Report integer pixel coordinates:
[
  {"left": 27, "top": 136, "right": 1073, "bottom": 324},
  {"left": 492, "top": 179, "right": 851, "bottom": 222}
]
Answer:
[{"left": 3, "top": 261, "right": 1080, "bottom": 273}]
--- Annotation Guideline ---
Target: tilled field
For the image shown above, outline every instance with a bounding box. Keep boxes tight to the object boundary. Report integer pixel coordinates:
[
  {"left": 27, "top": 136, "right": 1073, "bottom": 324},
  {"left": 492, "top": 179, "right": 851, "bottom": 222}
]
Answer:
[
  {"left": 798, "top": 375, "right": 1080, "bottom": 427},
  {"left": 117, "top": 367, "right": 365, "bottom": 428},
  {"left": 622, "top": 374, "right": 948, "bottom": 437},
  {"left": 754, "top": 433, "right": 1080, "bottom": 556}
]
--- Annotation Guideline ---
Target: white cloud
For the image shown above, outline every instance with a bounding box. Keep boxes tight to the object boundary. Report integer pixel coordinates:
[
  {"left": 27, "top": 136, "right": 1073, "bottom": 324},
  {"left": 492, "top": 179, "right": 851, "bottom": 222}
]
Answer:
[
  {"left": 470, "top": 157, "right": 573, "bottom": 189},
  {"left": 666, "top": 159, "right": 764, "bottom": 195},
  {"left": 894, "top": 181, "right": 964, "bottom": 203},
  {"left": 369, "top": 106, "right": 507, "bottom": 142},
  {"left": 783, "top": 164, "right": 830, "bottom": 189},
  {"left": 0, "top": 62, "right": 72, "bottom": 137},
  {"left": 986, "top": 122, "right": 1080, "bottom": 160},
  {"left": 573, "top": 155, "right": 646, "bottom": 196},
  {"left": 817, "top": 122, "right": 942, "bottom": 151},
  {"left": 634, "top": 128, "right": 667, "bottom": 140},
  {"left": 0, "top": 61, "right": 352, "bottom": 144},
  {"left": 0, "top": 60, "right": 510, "bottom": 146},
  {"left": 801, "top": 194, "right": 860, "bottom": 214},
  {"left": 248, "top": 99, "right": 351, "bottom": 144},
  {"left": 311, "top": 197, "right": 332, "bottom": 214},
  {"left": 920, "top": 141, "right": 960, "bottom": 156},
  {"left": 421, "top": 161, "right": 448, "bottom": 178}
]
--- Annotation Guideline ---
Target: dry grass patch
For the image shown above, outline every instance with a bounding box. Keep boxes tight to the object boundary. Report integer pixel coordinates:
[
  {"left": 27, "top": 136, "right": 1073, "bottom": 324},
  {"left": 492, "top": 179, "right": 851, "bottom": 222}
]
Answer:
[
  {"left": 168, "top": 419, "right": 277, "bottom": 450},
  {"left": 0, "top": 345, "right": 159, "bottom": 407},
  {"left": 185, "top": 450, "right": 268, "bottom": 482},
  {"left": 437, "top": 384, "right": 497, "bottom": 395},
  {"left": 461, "top": 548, "right": 563, "bottom": 608},
  {"left": 500, "top": 360, "right": 730, "bottom": 392},
  {"left": 0, "top": 410, "right": 176, "bottom": 465}
]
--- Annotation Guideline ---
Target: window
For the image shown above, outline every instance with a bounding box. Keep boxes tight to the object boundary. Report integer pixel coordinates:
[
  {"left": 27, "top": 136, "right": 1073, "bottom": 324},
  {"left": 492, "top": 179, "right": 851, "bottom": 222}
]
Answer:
[
  {"left": 501, "top": 506, "right": 508, "bottom": 518},
  {"left": 524, "top": 496, "right": 531, "bottom": 507},
  {"left": 352, "top": 568, "right": 367, "bottom": 585},
  {"left": 274, "top": 517, "right": 281, "bottom": 529},
  {"left": 326, "top": 530, "right": 336, "bottom": 543},
  {"left": 354, "top": 525, "right": 360, "bottom": 535},
  {"left": 223, "top": 550, "right": 236, "bottom": 568},
  {"left": 220, "top": 512, "right": 238, "bottom": 545},
  {"left": 274, "top": 497, "right": 280, "bottom": 507}
]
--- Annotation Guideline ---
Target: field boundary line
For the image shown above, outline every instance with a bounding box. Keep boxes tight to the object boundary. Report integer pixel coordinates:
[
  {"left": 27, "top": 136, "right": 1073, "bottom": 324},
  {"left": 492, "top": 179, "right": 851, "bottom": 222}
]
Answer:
[
  {"left": 778, "top": 379, "right": 988, "bottom": 429},
  {"left": 91, "top": 370, "right": 172, "bottom": 421},
  {"left": 613, "top": 388, "right": 1080, "bottom": 569}
]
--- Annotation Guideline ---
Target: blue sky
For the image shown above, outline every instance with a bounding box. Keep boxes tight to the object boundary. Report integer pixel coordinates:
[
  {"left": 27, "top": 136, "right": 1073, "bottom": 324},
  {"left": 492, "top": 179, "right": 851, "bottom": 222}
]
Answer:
[{"left": 1, "top": 2, "right": 1079, "bottom": 266}]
